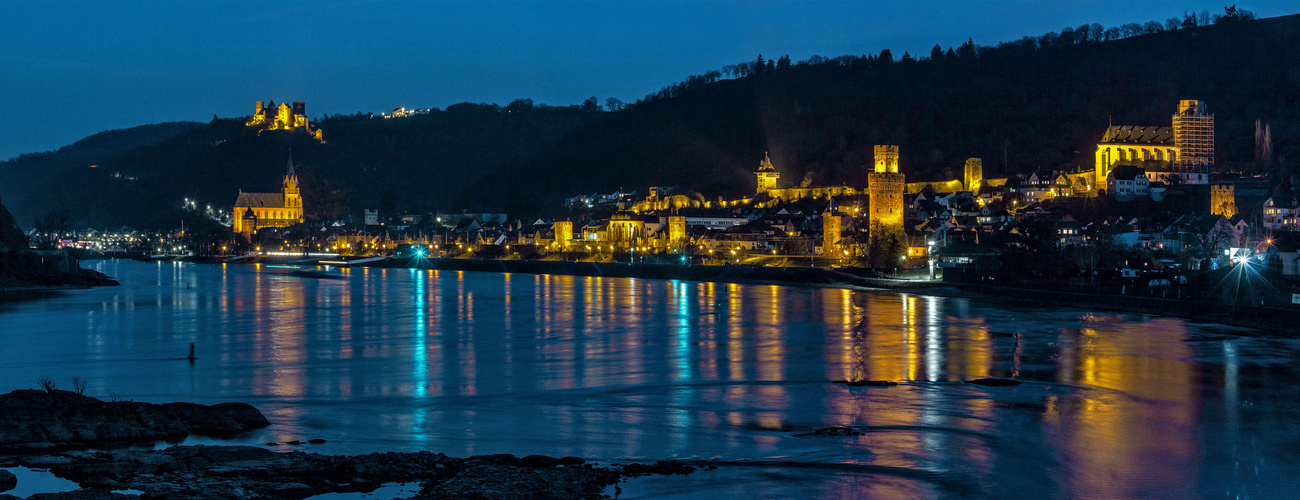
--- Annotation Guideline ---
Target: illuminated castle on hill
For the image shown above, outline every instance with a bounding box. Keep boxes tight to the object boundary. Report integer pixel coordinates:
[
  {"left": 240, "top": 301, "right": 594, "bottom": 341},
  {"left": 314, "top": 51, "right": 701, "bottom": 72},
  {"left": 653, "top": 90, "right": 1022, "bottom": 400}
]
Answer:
[{"left": 246, "top": 100, "right": 324, "bottom": 142}]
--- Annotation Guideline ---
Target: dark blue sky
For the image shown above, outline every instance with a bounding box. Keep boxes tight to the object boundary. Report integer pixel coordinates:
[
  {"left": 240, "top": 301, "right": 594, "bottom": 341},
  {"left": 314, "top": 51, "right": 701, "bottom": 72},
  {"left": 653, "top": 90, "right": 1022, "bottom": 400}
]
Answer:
[{"left": 1, "top": 1, "right": 1293, "bottom": 160}]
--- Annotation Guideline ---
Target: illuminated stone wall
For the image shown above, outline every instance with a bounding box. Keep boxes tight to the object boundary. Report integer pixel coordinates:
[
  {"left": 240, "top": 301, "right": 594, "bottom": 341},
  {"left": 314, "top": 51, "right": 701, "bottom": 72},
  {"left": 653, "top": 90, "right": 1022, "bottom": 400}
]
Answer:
[{"left": 766, "top": 186, "right": 860, "bottom": 201}]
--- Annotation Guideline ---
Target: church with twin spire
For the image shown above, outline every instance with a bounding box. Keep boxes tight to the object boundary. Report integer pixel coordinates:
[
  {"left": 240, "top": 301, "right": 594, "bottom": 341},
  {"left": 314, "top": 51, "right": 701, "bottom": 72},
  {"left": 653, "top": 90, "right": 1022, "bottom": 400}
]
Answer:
[{"left": 232, "top": 157, "right": 304, "bottom": 238}]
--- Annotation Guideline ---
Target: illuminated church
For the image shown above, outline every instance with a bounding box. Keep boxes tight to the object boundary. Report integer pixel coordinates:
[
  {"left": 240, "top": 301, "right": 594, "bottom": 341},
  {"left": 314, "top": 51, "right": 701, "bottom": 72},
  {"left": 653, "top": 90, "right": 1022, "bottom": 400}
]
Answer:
[
  {"left": 1094, "top": 100, "right": 1213, "bottom": 187},
  {"left": 232, "top": 158, "right": 304, "bottom": 238}
]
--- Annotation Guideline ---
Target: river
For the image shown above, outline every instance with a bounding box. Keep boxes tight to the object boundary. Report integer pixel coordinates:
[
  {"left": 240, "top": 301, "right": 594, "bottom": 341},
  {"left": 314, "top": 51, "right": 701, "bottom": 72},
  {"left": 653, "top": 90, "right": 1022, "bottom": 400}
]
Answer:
[{"left": 1, "top": 260, "right": 1297, "bottom": 498}]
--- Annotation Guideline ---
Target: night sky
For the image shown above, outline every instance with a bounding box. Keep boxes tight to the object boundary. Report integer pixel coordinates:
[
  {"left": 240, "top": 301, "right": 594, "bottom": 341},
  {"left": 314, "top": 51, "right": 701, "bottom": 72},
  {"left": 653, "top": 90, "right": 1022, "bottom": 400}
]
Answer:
[{"left": 1, "top": 0, "right": 1294, "bottom": 160}]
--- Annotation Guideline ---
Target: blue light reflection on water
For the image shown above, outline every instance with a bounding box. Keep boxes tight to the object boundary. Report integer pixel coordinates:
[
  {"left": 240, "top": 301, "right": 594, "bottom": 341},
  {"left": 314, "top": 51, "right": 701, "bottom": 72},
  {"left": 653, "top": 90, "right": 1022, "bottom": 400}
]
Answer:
[{"left": 2, "top": 260, "right": 1300, "bottom": 498}]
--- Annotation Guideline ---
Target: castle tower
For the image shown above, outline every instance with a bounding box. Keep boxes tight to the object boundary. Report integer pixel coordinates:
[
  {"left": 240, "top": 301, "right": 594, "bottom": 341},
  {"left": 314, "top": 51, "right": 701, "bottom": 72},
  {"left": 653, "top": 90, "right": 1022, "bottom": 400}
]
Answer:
[
  {"left": 667, "top": 215, "right": 686, "bottom": 244},
  {"left": 1173, "top": 100, "right": 1214, "bottom": 179},
  {"left": 964, "top": 158, "right": 983, "bottom": 192},
  {"left": 274, "top": 102, "right": 293, "bottom": 130},
  {"left": 822, "top": 211, "right": 842, "bottom": 255},
  {"left": 868, "top": 145, "right": 905, "bottom": 230},
  {"left": 554, "top": 220, "right": 573, "bottom": 249},
  {"left": 240, "top": 207, "right": 256, "bottom": 239},
  {"left": 291, "top": 102, "right": 308, "bottom": 128},
  {"left": 755, "top": 152, "right": 780, "bottom": 194},
  {"left": 873, "top": 145, "right": 899, "bottom": 173},
  {"left": 1211, "top": 183, "right": 1237, "bottom": 218}
]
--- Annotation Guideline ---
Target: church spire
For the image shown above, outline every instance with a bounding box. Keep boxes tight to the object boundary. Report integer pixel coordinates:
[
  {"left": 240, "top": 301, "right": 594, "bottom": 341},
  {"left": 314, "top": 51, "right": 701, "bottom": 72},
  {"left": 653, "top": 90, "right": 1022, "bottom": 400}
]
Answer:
[{"left": 283, "top": 152, "right": 298, "bottom": 190}]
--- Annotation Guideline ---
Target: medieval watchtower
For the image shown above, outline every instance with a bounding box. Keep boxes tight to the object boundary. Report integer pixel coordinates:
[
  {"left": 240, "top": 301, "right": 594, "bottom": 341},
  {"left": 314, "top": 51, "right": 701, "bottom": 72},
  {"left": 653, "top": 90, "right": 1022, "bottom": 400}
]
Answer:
[
  {"left": 964, "top": 158, "right": 983, "bottom": 192},
  {"left": 868, "top": 145, "right": 905, "bottom": 230}
]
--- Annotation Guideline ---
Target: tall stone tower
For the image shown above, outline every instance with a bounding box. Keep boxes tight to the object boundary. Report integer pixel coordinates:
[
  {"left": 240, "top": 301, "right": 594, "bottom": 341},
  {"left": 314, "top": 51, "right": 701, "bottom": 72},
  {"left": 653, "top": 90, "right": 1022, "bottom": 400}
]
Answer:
[
  {"left": 964, "top": 158, "right": 983, "bottom": 192},
  {"left": 822, "top": 211, "right": 842, "bottom": 255},
  {"left": 553, "top": 220, "right": 573, "bottom": 249},
  {"left": 1211, "top": 183, "right": 1237, "bottom": 218},
  {"left": 240, "top": 207, "right": 256, "bottom": 240},
  {"left": 868, "top": 145, "right": 905, "bottom": 230},
  {"left": 755, "top": 152, "right": 780, "bottom": 194},
  {"left": 667, "top": 215, "right": 686, "bottom": 244}
]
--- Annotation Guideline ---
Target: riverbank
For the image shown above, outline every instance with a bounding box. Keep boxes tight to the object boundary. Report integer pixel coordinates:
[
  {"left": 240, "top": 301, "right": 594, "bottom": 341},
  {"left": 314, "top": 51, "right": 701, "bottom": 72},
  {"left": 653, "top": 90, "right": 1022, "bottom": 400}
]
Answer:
[
  {"left": 0, "top": 254, "right": 119, "bottom": 304},
  {"left": 388, "top": 257, "right": 943, "bottom": 293}
]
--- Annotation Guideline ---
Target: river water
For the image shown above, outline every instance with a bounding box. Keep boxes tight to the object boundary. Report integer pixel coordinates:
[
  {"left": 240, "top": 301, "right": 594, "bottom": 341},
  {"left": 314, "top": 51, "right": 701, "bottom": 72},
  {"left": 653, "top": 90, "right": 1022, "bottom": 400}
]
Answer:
[{"left": 1, "top": 260, "right": 1297, "bottom": 499}]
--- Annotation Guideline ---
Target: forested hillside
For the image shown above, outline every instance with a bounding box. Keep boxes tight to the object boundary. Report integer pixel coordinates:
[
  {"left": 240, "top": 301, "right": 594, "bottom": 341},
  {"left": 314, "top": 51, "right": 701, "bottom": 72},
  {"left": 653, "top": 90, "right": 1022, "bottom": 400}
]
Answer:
[
  {"left": 4, "top": 9, "right": 1298, "bottom": 227},
  {"left": 461, "top": 11, "right": 1300, "bottom": 215},
  {"left": 0, "top": 122, "right": 203, "bottom": 224}
]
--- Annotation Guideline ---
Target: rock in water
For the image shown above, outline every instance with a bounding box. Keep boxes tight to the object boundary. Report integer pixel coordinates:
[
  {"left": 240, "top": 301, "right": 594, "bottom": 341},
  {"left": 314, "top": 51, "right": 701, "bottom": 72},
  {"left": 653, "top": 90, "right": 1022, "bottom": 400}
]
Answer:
[
  {"left": 0, "top": 469, "right": 15, "bottom": 493},
  {"left": 794, "top": 426, "right": 864, "bottom": 437},
  {"left": 0, "top": 390, "right": 270, "bottom": 452},
  {"left": 521, "top": 455, "right": 562, "bottom": 468},
  {"left": 833, "top": 380, "right": 897, "bottom": 387},
  {"left": 968, "top": 378, "right": 1022, "bottom": 387}
]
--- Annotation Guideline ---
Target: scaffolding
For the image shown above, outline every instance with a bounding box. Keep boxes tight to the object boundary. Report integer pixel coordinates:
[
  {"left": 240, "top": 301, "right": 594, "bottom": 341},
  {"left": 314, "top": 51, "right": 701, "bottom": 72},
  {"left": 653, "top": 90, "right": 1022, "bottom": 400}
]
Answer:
[{"left": 1173, "top": 100, "right": 1214, "bottom": 173}]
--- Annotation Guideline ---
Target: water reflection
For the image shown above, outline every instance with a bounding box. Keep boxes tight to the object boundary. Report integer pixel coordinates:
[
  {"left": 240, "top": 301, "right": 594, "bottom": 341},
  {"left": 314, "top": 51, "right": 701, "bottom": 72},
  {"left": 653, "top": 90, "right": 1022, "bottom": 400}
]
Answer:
[{"left": 1, "top": 260, "right": 1297, "bottom": 498}]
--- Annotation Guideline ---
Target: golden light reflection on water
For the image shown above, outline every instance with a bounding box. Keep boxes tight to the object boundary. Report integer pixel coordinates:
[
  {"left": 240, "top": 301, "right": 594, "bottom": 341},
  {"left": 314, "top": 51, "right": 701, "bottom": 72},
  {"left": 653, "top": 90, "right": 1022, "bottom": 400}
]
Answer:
[
  {"left": 178, "top": 264, "right": 1211, "bottom": 498},
  {"left": 1051, "top": 317, "right": 1197, "bottom": 498}
]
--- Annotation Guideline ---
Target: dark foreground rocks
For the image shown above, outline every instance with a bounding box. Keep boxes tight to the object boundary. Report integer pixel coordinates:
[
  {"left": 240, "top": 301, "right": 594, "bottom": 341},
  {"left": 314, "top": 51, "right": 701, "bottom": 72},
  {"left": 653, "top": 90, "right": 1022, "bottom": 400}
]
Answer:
[
  {"left": 0, "top": 390, "right": 269, "bottom": 452},
  {"left": 0, "top": 469, "right": 14, "bottom": 493},
  {"left": 0, "top": 446, "right": 702, "bottom": 500}
]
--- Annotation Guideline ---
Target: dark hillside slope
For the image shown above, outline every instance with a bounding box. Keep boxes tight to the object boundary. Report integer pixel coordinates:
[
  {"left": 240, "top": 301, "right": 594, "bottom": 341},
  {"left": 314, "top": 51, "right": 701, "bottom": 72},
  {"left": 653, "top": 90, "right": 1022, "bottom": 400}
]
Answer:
[
  {"left": 31, "top": 104, "right": 598, "bottom": 228},
  {"left": 0, "top": 122, "right": 203, "bottom": 224},
  {"left": 462, "top": 14, "right": 1300, "bottom": 215}
]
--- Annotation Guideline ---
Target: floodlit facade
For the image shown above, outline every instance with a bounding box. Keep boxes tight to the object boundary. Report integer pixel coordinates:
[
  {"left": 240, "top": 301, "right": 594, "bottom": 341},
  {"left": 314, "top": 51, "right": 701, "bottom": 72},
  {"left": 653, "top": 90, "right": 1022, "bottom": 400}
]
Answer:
[
  {"left": 868, "top": 145, "right": 905, "bottom": 229},
  {"left": 246, "top": 100, "right": 325, "bottom": 142},
  {"left": 754, "top": 152, "right": 780, "bottom": 193},
  {"left": 964, "top": 157, "right": 983, "bottom": 192},
  {"left": 1211, "top": 183, "right": 1237, "bottom": 218},
  {"left": 1095, "top": 100, "right": 1212, "bottom": 187},
  {"left": 232, "top": 158, "right": 305, "bottom": 238}
]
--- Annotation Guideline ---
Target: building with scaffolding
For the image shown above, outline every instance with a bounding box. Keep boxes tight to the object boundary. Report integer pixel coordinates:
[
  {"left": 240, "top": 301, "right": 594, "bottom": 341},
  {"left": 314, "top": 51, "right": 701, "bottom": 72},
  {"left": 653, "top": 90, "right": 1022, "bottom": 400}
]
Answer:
[
  {"left": 1173, "top": 100, "right": 1214, "bottom": 177},
  {"left": 1094, "top": 100, "right": 1213, "bottom": 189}
]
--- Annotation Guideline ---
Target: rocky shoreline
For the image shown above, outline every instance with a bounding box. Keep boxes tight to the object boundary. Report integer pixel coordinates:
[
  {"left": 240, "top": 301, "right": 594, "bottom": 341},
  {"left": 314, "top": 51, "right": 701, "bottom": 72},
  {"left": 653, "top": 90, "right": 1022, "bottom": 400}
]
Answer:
[
  {"left": 0, "top": 446, "right": 701, "bottom": 500},
  {"left": 0, "top": 390, "right": 267, "bottom": 453},
  {"left": 0, "top": 391, "right": 705, "bottom": 499}
]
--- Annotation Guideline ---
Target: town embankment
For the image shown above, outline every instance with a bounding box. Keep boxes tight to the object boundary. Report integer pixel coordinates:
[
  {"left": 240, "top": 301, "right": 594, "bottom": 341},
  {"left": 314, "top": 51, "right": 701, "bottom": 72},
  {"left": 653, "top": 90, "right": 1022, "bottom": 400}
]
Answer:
[
  {"left": 389, "top": 257, "right": 942, "bottom": 293},
  {"left": 923, "top": 282, "right": 1300, "bottom": 333},
  {"left": 385, "top": 258, "right": 1300, "bottom": 333}
]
